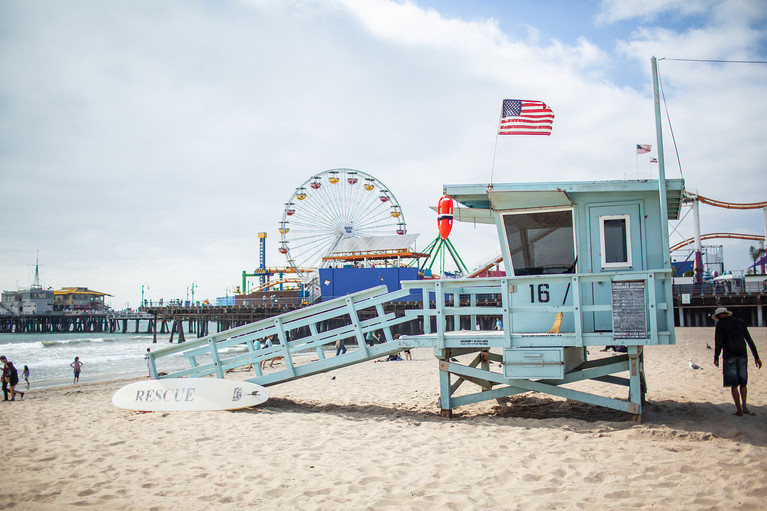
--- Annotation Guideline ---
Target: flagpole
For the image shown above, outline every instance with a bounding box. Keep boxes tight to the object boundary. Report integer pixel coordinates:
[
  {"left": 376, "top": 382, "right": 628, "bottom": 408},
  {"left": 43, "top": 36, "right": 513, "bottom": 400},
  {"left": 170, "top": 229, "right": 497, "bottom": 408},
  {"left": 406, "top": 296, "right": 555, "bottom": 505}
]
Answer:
[{"left": 489, "top": 112, "right": 502, "bottom": 185}]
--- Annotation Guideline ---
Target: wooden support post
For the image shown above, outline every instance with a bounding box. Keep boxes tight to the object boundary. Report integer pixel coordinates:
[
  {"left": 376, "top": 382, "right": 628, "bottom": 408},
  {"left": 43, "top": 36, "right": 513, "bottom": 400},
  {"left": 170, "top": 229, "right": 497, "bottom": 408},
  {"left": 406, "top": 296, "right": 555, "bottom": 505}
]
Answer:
[
  {"left": 480, "top": 350, "right": 491, "bottom": 391},
  {"left": 628, "top": 346, "right": 644, "bottom": 422},
  {"left": 439, "top": 351, "right": 454, "bottom": 418}
]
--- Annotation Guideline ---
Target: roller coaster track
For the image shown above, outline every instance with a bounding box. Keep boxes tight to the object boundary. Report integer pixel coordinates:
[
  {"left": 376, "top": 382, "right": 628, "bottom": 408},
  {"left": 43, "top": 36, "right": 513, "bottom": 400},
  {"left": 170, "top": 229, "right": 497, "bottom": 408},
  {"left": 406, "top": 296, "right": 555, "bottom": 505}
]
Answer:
[
  {"left": 252, "top": 278, "right": 303, "bottom": 293},
  {"left": 683, "top": 192, "right": 767, "bottom": 210},
  {"left": 670, "top": 232, "right": 765, "bottom": 252},
  {"left": 670, "top": 192, "right": 766, "bottom": 252}
]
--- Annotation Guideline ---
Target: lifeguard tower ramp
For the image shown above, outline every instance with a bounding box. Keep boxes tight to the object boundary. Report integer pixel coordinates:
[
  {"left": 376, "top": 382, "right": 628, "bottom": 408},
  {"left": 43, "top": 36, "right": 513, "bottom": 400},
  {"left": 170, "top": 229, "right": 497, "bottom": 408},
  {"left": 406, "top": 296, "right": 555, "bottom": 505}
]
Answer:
[{"left": 146, "top": 285, "right": 430, "bottom": 386}]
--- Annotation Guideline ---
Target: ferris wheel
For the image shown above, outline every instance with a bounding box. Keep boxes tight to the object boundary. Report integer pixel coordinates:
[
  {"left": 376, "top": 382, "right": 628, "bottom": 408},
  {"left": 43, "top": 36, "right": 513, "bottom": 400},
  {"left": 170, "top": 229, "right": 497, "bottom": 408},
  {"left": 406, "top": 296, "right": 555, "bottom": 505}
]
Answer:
[{"left": 278, "top": 168, "right": 407, "bottom": 278}]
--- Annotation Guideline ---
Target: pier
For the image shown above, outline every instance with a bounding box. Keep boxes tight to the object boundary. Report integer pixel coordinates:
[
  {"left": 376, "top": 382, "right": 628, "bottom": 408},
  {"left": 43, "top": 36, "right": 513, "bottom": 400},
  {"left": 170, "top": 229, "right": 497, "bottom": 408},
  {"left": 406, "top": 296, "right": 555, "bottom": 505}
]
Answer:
[
  {"left": 0, "top": 297, "right": 505, "bottom": 340},
  {"left": 673, "top": 282, "right": 767, "bottom": 327}
]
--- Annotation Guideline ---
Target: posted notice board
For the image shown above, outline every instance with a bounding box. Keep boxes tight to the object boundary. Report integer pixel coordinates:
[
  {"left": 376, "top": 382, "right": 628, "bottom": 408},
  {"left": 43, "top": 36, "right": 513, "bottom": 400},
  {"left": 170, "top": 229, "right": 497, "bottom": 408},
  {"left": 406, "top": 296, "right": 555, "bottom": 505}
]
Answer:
[{"left": 611, "top": 280, "right": 647, "bottom": 339}]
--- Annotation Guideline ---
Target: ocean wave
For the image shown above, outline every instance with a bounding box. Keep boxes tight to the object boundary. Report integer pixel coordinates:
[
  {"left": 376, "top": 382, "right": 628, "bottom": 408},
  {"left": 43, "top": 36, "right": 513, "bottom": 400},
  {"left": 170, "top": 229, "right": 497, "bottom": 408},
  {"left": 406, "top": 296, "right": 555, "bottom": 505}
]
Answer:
[
  {"left": 41, "top": 337, "right": 119, "bottom": 347},
  {"left": 219, "top": 345, "right": 249, "bottom": 354}
]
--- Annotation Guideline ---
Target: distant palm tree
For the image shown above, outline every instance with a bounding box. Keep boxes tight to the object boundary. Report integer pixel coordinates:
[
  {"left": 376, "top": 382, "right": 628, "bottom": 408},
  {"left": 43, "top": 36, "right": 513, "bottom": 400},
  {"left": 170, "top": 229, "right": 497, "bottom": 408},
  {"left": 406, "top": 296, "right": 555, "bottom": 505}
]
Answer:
[{"left": 749, "top": 245, "right": 765, "bottom": 275}]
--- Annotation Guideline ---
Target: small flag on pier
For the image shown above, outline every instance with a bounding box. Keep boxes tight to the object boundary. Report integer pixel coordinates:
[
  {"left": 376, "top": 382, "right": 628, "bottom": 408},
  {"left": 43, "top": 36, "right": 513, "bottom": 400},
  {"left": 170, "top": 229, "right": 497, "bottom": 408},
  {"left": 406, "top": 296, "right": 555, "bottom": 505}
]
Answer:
[
  {"left": 636, "top": 144, "right": 651, "bottom": 154},
  {"left": 498, "top": 99, "right": 554, "bottom": 135}
]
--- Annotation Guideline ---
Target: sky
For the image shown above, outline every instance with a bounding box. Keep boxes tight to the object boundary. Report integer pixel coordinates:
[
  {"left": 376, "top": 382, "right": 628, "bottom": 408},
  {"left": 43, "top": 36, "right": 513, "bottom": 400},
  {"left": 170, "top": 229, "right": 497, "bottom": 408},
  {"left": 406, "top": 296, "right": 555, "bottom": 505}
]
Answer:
[{"left": 1, "top": 0, "right": 766, "bottom": 309}]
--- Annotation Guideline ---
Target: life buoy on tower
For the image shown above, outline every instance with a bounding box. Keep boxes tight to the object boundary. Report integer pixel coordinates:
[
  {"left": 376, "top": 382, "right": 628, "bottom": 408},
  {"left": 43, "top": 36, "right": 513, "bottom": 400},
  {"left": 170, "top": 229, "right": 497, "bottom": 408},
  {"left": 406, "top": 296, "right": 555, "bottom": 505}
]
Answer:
[{"left": 437, "top": 195, "right": 454, "bottom": 240}]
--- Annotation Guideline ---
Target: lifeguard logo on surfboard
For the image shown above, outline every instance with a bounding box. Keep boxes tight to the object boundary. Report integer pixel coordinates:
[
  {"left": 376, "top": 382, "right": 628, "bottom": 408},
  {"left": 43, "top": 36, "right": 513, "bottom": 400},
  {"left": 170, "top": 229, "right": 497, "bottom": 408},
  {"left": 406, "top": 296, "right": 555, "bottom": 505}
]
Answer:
[{"left": 112, "top": 378, "right": 269, "bottom": 412}]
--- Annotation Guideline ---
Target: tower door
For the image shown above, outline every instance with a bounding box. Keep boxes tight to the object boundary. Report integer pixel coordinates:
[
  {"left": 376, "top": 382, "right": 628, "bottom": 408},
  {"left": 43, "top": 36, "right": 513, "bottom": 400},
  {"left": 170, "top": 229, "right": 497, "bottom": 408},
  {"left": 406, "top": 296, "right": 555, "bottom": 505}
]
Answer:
[{"left": 588, "top": 204, "right": 643, "bottom": 331}]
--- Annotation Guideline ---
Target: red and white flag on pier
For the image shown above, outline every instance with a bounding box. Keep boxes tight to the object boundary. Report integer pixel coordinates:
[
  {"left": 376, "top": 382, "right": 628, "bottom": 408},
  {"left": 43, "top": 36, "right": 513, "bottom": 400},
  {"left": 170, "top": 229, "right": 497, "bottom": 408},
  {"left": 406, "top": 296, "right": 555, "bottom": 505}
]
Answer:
[{"left": 498, "top": 99, "right": 554, "bottom": 135}]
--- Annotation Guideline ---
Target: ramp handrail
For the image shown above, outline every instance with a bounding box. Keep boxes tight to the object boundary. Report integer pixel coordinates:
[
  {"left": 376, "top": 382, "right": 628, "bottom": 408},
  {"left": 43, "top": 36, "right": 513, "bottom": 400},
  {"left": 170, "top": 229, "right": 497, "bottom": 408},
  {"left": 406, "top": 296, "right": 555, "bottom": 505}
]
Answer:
[{"left": 146, "top": 285, "right": 423, "bottom": 383}]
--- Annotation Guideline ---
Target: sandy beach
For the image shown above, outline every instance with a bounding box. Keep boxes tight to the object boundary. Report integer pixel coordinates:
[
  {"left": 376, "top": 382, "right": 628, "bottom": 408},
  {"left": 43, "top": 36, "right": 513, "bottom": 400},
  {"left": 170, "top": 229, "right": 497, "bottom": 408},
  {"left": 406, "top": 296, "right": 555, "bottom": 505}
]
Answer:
[{"left": 1, "top": 327, "right": 765, "bottom": 510}]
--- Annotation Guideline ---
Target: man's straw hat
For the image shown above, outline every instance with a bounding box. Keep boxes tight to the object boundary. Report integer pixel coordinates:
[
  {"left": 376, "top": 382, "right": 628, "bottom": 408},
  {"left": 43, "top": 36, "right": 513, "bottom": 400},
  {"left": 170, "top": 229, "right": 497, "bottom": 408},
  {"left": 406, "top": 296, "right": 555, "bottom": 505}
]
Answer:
[{"left": 712, "top": 307, "right": 733, "bottom": 320}]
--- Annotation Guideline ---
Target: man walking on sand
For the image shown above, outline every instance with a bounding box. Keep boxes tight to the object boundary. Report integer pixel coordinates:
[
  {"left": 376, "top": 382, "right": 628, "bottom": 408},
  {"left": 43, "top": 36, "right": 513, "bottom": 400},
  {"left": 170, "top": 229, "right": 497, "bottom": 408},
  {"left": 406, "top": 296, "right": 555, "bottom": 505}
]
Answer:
[{"left": 712, "top": 307, "right": 762, "bottom": 416}]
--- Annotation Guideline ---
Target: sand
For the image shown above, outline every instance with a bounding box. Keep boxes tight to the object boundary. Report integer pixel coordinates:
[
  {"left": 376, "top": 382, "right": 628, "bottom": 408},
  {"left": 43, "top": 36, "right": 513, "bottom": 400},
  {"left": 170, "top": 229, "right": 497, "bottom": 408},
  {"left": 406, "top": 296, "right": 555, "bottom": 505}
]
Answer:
[{"left": 1, "top": 327, "right": 765, "bottom": 510}]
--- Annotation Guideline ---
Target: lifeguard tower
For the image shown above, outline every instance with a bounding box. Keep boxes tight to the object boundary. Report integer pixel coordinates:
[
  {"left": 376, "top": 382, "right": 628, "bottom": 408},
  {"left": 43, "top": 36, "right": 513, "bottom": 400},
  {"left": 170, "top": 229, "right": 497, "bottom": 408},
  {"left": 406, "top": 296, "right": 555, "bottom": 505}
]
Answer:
[{"left": 398, "top": 177, "right": 684, "bottom": 419}]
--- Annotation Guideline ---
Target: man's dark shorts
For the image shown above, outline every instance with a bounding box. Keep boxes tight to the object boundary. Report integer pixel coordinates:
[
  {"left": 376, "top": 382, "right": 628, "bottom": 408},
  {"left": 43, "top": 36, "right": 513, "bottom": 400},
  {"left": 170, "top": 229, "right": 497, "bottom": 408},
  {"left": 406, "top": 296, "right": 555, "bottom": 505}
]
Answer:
[{"left": 722, "top": 357, "right": 748, "bottom": 387}]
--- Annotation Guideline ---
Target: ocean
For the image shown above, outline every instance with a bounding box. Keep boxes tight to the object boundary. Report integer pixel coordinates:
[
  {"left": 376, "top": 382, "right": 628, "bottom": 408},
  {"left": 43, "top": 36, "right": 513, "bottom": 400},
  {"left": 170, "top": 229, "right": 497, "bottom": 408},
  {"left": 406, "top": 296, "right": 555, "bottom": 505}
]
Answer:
[{"left": 0, "top": 330, "right": 193, "bottom": 389}]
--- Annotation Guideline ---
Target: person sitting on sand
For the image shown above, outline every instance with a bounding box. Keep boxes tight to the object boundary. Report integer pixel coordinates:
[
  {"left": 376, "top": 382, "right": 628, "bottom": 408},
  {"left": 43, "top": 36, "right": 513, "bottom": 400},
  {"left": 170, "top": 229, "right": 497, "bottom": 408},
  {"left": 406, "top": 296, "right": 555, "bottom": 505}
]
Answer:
[
  {"left": 712, "top": 307, "right": 762, "bottom": 416},
  {"left": 374, "top": 352, "right": 402, "bottom": 362},
  {"left": 71, "top": 356, "right": 83, "bottom": 384},
  {"left": 0, "top": 356, "right": 24, "bottom": 401}
]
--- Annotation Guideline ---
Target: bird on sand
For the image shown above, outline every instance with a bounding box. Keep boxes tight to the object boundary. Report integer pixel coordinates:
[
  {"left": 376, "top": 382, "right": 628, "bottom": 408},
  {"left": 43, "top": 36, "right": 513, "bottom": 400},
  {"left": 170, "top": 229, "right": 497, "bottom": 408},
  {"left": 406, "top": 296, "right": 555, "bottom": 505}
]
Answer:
[
  {"left": 706, "top": 343, "right": 713, "bottom": 350},
  {"left": 689, "top": 358, "right": 703, "bottom": 370}
]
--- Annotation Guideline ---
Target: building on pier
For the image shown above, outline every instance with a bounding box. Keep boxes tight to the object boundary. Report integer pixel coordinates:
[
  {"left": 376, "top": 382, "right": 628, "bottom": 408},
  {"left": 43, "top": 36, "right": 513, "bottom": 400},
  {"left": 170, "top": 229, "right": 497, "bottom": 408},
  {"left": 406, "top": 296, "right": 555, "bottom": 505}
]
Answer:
[
  {"left": 1, "top": 254, "right": 55, "bottom": 315},
  {"left": 53, "top": 287, "right": 111, "bottom": 312},
  {"left": 1, "top": 288, "right": 54, "bottom": 315}
]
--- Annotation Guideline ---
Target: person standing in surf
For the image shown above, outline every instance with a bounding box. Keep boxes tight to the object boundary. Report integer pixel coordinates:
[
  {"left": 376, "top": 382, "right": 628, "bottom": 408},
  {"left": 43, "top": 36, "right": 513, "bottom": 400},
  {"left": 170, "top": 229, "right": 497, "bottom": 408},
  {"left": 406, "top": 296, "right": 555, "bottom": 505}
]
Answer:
[
  {"left": 22, "top": 365, "right": 29, "bottom": 389},
  {"left": 1, "top": 356, "right": 9, "bottom": 401},
  {"left": 70, "top": 356, "right": 83, "bottom": 384}
]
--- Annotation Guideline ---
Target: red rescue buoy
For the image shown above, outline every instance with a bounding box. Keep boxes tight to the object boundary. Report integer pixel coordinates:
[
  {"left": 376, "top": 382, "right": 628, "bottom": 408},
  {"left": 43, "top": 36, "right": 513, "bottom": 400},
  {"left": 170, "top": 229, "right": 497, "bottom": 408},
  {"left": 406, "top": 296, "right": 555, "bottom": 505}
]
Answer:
[{"left": 437, "top": 195, "right": 453, "bottom": 240}]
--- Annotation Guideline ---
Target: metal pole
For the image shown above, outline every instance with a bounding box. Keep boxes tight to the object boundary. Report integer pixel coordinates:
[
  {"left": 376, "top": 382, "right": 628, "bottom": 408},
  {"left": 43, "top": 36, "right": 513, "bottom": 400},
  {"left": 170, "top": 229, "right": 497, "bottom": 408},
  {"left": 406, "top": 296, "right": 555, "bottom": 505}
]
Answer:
[
  {"left": 651, "top": 57, "right": 671, "bottom": 269},
  {"left": 693, "top": 198, "right": 703, "bottom": 283},
  {"left": 762, "top": 207, "right": 767, "bottom": 274}
]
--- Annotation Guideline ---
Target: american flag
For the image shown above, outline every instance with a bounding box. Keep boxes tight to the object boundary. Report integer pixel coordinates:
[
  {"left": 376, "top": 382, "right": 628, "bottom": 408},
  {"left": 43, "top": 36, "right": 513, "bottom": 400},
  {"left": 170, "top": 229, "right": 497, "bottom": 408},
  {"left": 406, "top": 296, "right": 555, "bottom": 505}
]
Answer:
[
  {"left": 636, "top": 144, "right": 651, "bottom": 154},
  {"left": 498, "top": 99, "right": 554, "bottom": 135}
]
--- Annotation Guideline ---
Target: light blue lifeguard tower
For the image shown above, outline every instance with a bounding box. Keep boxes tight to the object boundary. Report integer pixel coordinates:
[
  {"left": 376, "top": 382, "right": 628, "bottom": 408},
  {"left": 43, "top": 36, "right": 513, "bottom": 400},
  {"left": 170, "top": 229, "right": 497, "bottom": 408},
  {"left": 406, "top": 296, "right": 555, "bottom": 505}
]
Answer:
[{"left": 146, "top": 57, "right": 682, "bottom": 420}]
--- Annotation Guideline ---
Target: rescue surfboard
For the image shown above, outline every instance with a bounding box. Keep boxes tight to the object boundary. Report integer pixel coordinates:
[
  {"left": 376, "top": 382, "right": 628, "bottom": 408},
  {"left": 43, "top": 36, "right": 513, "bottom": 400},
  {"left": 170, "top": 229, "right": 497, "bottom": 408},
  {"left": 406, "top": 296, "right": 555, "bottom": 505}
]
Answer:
[{"left": 112, "top": 378, "right": 268, "bottom": 412}]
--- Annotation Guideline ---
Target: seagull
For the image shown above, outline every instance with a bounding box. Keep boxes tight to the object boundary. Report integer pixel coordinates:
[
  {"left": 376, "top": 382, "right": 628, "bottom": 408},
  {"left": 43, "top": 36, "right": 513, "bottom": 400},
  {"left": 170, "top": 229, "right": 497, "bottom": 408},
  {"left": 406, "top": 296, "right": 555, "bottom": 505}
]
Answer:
[
  {"left": 706, "top": 343, "right": 713, "bottom": 350},
  {"left": 689, "top": 358, "right": 703, "bottom": 370}
]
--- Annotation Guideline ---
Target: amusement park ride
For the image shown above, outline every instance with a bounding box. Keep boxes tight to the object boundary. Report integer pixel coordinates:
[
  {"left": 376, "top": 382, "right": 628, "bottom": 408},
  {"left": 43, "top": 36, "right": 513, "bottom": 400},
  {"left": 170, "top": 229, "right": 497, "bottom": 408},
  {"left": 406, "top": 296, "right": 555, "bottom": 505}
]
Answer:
[
  {"left": 277, "top": 168, "right": 407, "bottom": 279},
  {"left": 417, "top": 194, "right": 469, "bottom": 275},
  {"left": 671, "top": 192, "right": 767, "bottom": 281},
  {"left": 147, "top": 57, "right": 761, "bottom": 421}
]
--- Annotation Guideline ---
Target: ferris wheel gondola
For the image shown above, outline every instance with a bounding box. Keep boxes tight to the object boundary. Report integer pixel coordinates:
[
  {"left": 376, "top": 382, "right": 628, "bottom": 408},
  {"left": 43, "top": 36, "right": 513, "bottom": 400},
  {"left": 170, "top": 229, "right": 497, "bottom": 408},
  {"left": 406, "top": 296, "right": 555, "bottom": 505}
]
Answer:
[{"left": 279, "top": 168, "right": 407, "bottom": 278}]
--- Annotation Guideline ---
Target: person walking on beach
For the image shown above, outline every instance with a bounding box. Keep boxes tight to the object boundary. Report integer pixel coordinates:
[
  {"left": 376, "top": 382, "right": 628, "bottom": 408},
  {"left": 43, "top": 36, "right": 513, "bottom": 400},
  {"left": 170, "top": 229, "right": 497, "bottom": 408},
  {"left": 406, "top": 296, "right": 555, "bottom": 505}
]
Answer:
[
  {"left": 335, "top": 337, "right": 347, "bottom": 356},
  {"left": 0, "top": 356, "right": 24, "bottom": 401},
  {"left": 261, "top": 336, "right": 279, "bottom": 369},
  {"left": 712, "top": 307, "right": 762, "bottom": 416},
  {"left": 395, "top": 334, "right": 412, "bottom": 361},
  {"left": 22, "top": 365, "right": 29, "bottom": 389},
  {"left": 70, "top": 356, "right": 83, "bottom": 384}
]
